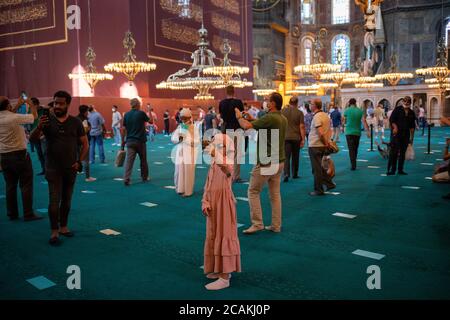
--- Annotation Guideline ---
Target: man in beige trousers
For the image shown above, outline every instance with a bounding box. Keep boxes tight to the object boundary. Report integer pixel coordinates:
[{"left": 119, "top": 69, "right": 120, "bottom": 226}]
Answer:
[{"left": 235, "top": 92, "right": 287, "bottom": 234}]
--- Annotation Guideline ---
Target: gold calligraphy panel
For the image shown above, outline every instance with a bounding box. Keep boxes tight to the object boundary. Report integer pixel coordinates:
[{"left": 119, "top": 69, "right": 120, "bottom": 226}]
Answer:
[
  {"left": 210, "top": 0, "right": 240, "bottom": 15},
  {"left": 0, "top": 3, "right": 48, "bottom": 25},
  {"left": 161, "top": 20, "right": 198, "bottom": 46},
  {"left": 211, "top": 12, "right": 240, "bottom": 36}
]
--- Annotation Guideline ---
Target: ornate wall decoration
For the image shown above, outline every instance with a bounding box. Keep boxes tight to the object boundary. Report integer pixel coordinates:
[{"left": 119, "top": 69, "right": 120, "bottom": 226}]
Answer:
[
  {"left": 0, "top": 3, "right": 47, "bottom": 25},
  {"left": 211, "top": 12, "right": 240, "bottom": 36},
  {"left": 0, "top": 0, "right": 33, "bottom": 7},
  {"left": 159, "top": 0, "right": 203, "bottom": 22},
  {"left": 211, "top": 0, "right": 240, "bottom": 15},
  {"left": 161, "top": 20, "right": 198, "bottom": 46}
]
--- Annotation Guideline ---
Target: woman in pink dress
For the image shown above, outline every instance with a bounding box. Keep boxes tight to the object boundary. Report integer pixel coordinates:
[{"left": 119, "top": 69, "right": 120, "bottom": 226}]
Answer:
[{"left": 202, "top": 133, "right": 241, "bottom": 290}]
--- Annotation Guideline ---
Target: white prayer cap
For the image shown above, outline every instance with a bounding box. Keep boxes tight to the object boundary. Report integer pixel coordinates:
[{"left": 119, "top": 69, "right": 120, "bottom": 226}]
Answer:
[{"left": 180, "top": 108, "right": 192, "bottom": 118}]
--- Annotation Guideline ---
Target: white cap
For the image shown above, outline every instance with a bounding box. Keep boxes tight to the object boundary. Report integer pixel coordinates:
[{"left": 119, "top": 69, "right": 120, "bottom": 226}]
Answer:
[{"left": 180, "top": 108, "right": 192, "bottom": 118}]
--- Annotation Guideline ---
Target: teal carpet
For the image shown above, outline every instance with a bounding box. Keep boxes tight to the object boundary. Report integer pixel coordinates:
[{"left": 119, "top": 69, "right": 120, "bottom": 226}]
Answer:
[{"left": 0, "top": 128, "right": 449, "bottom": 300}]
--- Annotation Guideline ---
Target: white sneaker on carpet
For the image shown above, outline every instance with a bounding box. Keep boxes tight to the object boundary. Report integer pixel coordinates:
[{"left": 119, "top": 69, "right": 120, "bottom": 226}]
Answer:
[
  {"left": 85, "top": 177, "right": 97, "bottom": 182},
  {"left": 205, "top": 278, "right": 230, "bottom": 290}
]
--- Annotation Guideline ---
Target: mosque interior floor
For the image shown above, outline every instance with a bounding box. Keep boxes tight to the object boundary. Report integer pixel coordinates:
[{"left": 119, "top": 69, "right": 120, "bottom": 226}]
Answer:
[{"left": 0, "top": 128, "right": 449, "bottom": 299}]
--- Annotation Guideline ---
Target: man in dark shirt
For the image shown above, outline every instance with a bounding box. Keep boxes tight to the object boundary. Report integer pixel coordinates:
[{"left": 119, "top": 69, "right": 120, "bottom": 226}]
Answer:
[
  {"left": 121, "top": 98, "right": 150, "bottom": 186},
  {"left": 163, "top": 109, "right": 170, "bottom": 135},
  {"left": 387, "top": 96, "right": 417, "bottom": 175},
  {"left": 219, "top": 85, "right": 244, "bottom": 182},
  {"left": 30, "top": 91, "right": 88, "bottom": 246}
]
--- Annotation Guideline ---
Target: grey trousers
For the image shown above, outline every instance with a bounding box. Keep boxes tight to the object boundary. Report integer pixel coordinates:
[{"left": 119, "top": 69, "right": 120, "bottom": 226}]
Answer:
[
  {"left": 124, "top": 141, "right": 149, "bottom": 181},
  {"left": 308, "top": 147, "right": 335, "bottom": 193}
]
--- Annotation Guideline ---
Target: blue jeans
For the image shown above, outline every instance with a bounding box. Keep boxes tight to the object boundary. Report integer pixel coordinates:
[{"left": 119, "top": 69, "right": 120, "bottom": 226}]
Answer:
[
  {"left": 89, "top": 135, "right": 105, "bottom": 163},
  {"left": 148, "top": 125, "right": 155, "bottom": 142},
  {"left": 113, "top": 126, "right": 121, "bottom": 145}
]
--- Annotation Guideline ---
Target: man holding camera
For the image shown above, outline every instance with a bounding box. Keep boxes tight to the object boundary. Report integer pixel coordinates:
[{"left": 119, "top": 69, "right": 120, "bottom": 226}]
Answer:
[
  {"left": 30, "top": 91, "right": 88, "bottom": 246},
  {"left": 0, "top": 95, "right": 42, "bottom": 222}
]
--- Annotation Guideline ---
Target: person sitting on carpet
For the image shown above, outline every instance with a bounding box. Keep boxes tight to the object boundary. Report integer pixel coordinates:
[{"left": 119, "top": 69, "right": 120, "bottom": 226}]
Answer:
[
  {"left": 432, "top": 138, "right": 450, "bottom": 183},
  {"left": 201, "top": 133, "right": 241, "bottom": 290},
  {"left": 171, "top": 108, "right": 199, "bottom": 197}
]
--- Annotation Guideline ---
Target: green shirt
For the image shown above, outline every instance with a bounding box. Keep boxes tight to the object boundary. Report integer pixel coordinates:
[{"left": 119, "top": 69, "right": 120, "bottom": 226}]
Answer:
[
  {"left": 344, "top": 106, "right": 363, "bottom": 136},
  {"left": 252, "top": 111, "right": 287, "bottom": 165}
]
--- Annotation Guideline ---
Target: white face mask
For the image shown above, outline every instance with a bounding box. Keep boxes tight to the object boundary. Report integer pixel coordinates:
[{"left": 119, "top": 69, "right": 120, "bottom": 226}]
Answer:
[
  {"left": 112, "top": 109, "right": 116, "bottom": 112},
  {"left": 262, "top": 101, "right": 269, "bottom": 112}
]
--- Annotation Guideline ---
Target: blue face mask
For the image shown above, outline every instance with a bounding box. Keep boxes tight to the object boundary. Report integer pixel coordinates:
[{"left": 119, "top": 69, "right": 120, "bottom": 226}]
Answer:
[{"left": 181, "top": 123, "right": 189, "bottom": 130}]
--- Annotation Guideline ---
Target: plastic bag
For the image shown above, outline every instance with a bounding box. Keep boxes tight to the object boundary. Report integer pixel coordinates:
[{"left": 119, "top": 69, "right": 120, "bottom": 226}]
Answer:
[{"left": 405, "top": 144, "right": 415, "bottom": 161}]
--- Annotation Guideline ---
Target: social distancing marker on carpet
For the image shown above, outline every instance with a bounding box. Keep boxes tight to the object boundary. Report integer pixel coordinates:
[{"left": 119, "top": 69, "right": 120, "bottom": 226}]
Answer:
[
  {"left": 421, "top": 163, "right": 433, "bottom": 166},
  {"left": 81, "top": 190, "right": 96, "bottom": 194},
  {"left": 164, "top": 186, "right": 176, "bottom": 190},
  {"left": 100, "top": 229, "right": 121, "bottom": 236},
  {"left": 417, "top": 146, "right": 426, "bottom": 149},
  {"left": 343, "top": 149, "right": 349, "bottom": 152},
  {"left": 26, "top": 276, "right": 56, "bottom": 290},
  {"left": 438, "top": 142, "right": 446, "bottom": 145},
  {"left": 325, "top": 191, "right": 341, "bottom": 195},
  {"left": 357, "top": 159, "right": 369, "bottom": 162},
  {"left": 368, "top": 166, "right": 380, "bottom": 169},
  {"left": 243, "top": 182, "right": 250, "bottom": 185},
  {"left": 237, "top": 223, "right": 244, "bottom": 228},
  {"left": 100, "top": 164, "right": 108, "bottom": 167},
  {"left": 140, "top": 202, "right": 158, "bottom": 208},
  {"left": 114, "top": 178, "right": 124, "bottom": 181},
  {"left": 402, "top": 186, "right": 421, "bottom": 190},
  {"left": 236, "top": 197, "right": 248, "bottom": 202},
  {"left": 197, "top": 166, "right": 206, "bottom": 169},
  {"left": 352, "top": 249, "right": 385, "bottom": 260},
  {"left": 154, "top": 162, "right": 164, "bottom": 165},
  {"left": 333, "top": 212, "right": 356, "bottom": 219},
  {"left": 424, "top": 152, "right": 434, "bottom": 154},
  {"left": 37, "top": 208, "right": 48, "bottom": 214},
  {"left": 380, "top": 174, "right": 387, "bottom": 177},
  {"left": 436, "top": 159, "right": 443, "bottom": 161},
  {"left": 158, "top": 146, "right": 165, "bottom": 149},
  {"left": 425, "top": 177, "right": 433, "bottom": 180},
  {"left": 0, "top": 195, "right": 5, "bottom": 199},
  {"left": 200, "top": 265, "right": 204, "bottom": 270},
  {"left": 41, "top": 181, "right": 48, "bottom": 185}
]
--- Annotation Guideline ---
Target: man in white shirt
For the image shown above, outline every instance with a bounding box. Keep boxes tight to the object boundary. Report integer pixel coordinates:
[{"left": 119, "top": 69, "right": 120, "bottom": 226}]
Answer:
[
  {"left": 308, "top": 99, "right": 336, "bottom": 196},
  {"left": 112, "top": 105, "right": 122, "bottom": 146},
  {"left": 0, "top": 96, "right": 42, "bottom": 221}
]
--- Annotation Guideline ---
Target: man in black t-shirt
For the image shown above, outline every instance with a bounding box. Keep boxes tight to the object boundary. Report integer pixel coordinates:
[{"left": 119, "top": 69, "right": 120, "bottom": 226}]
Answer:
[
  {"left": 387, "top": 96, "right": 417, "bottom": 175},
  {"left": 219, "top": 86, "right": 245, "bottom": 182},
  {"left": 30, "top": 91, "right": 89, "bottom": 246},
  {"left": 163, "top": 109, "right": 170, "bottom": 135}
]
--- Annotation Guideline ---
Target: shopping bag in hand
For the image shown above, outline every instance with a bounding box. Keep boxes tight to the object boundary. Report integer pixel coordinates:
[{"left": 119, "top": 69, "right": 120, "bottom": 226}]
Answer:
[
  {"left": 115, "top": 149, "right": 126, "bottom": 167},
  {"left": 405, "top": 144, "right": 415, "bottom": 161}
]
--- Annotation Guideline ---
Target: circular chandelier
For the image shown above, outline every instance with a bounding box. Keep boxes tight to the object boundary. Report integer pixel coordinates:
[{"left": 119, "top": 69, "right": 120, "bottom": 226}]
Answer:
[
  {"left": 294, "top": 63, "right": 342, "bottom": 80},
  {"left": 68, "top": 47, "right": 113, "bottom": 92},
  {"left": 317, "top": 82, "right": 338, "bottom": 89},
  {"left": 203, "top": 39, "right": 252, "bottom": 88},
  {"left": 375, "top": 53, "right": 414, "bottom": 86},
  {"left": 345, "top": 76, "right": 377, "bottom": 84},
  {"left": 252, "top": 89, "right": 276, "bottom": 96},
  {"left": 355, "top": 83, "right": 384, "bottom": 88},
  {"left": 320, "top": 72, "right": 359, "bottom": 88},
  {"left": 287, "top": 84, "right": 320, "bottom": 95},
  {"left": 157, "top": 23, "right": 235, "bottom": 100},
  {"left": 105, "top": 31, "right": 156, "bottom": 84},
  {"left": 416, "top": 40, "right": 450, "bottom": 93}
]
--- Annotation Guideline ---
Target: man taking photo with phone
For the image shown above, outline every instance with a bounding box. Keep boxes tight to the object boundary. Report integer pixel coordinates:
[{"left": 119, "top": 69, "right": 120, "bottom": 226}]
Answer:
[{"left": 0, "top": 95, "right": 42, "bottom": 222}]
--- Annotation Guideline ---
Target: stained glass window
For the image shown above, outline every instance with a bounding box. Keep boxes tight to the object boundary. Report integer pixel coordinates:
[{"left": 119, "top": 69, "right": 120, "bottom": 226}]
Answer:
[
  {"left": 301, "top": 0, "right": 315, "bottom": 24},
  {"left": 332, "top": 34, "right": 350, "bottom": 71},
  {"left": 332, "top": 0, "right": 350, "bottom": 24}
]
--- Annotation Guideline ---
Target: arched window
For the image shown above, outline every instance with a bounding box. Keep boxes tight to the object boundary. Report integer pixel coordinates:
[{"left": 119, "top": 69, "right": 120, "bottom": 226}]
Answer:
[
  {"left": 332, "top": 34, "right": 351, "bottom": 71},
  {"left": 301, "top": 0, "right": 315, "bottom": 24},
  {"left": 446, "top": 20, "right": 450, "bottom": 47},
  {"left": 302, "top": 37, "right": 314, "bottom": 65},
  {"left": 332, "top": 0, "right": 350, "bottom": 24}
]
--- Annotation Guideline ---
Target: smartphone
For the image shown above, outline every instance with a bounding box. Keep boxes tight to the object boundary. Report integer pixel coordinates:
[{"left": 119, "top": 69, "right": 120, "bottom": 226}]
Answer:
[
  {"left": 42, "top": 108, "right": 50, "bottom": 117},
  {"left": 21, "top": 91, "right": 28, "bottom": 100}
]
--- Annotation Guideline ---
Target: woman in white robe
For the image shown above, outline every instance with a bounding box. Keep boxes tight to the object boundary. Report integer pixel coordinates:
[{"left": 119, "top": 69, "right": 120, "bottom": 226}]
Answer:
[{"left": 171, "top": 108, "right": 200, "bottom": 197}]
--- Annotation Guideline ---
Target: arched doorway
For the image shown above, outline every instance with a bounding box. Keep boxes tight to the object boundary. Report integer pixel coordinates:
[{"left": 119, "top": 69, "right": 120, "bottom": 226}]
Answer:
[
  {"left": 378, "top": 99, "right": 391, "bottom": 113},
  {"left": 430, "top": 97, "right": 439, "bottom": 123}
]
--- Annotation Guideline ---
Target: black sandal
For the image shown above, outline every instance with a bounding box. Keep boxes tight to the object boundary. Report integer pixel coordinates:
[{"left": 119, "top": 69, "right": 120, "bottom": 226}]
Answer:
[{"left": 59, "top": 231, "right": 75, "bottom": 237}]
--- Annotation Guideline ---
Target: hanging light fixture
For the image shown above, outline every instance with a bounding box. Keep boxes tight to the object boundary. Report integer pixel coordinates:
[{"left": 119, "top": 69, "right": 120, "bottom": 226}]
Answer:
[
  {"left": 344, "top": 76, "right": 378, "bottom": 84},
  {"left": 105, "top": 31, "right": 157, "bottom": 85},
  {"left": 68, "top": 0, "right": 113, "bottom": 92},
  {"left": 287, "top": 84, "right": 320, "bottom": 95},
  {"left": 320, "top": 72, "right": 360, "bottom": 88},
  {"left": 294, "top": 31, "right": 341, "bottom": 80},
  {"left": 252, "top": 89, "right": 277, "bottom": 96},
  {"left": 203, "top": 39, "right": 252, "bottom": 88},
  {"left": 355, "top": 83, "right": 384, "bottom": 88},
  {"left": 157, "top": 23, "right": 223, "bottom": 100},
  {"left": 69, "top": 47, "right": 113, "bottom": 92}
]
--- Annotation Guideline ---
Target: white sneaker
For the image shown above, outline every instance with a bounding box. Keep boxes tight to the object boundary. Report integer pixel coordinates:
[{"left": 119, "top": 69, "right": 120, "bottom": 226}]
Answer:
[
  {"left": 85, "top": 177, "right": 97, "bottom": 182},
  {"left": 205, "top": 278, "right": 230, "bottom": 290}
]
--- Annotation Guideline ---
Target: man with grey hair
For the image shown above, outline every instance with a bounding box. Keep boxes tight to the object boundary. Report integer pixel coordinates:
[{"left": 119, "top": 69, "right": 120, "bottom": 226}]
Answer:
[{"left": 121, "top": 98, "right": 151, "bottom": 186}]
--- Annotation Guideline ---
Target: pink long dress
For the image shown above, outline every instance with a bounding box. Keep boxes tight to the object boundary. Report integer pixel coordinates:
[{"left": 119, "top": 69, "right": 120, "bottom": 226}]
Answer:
[{"left": 202, "top": 134, "right": 241, "bottom": 275}]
